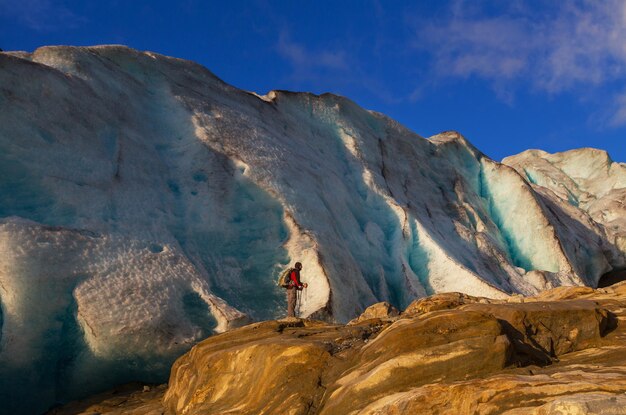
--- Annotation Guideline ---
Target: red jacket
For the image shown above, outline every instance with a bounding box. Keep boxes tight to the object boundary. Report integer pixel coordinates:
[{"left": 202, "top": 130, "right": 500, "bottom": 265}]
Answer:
[{"left": 290, "top": 269, "right": 304, "bottom": 289}]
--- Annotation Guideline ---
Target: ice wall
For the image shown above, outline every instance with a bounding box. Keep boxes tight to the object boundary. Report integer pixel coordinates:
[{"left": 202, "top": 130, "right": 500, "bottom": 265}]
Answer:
[
  {"left": 0, "top": 219, "right": 233, "bottom": 413},
  {"left": 0, "top": 45, "right": 623, "bottom": 412},
  {"left": 504, "top": 149, "right": 626, "bottom": 275}
]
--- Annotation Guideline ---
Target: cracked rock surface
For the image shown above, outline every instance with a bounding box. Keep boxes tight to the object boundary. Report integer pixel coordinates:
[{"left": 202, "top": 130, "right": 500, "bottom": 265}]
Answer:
[{"left": 51, "top": 281, "right": 626, "bottom": 415}]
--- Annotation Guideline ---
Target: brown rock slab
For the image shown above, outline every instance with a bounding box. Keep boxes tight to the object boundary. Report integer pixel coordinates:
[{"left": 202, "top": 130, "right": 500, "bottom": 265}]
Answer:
[
  {"left": 606, "top": 280, "right": 626, "bottom": 297},
  {"left": 532, "top": 393, "right": 626, "bottom": 415},
  {"left": 347, "top": 301, "right": 400, "bottom": 325},
  {"left": 161, "top": 293, "right": 619, "bottom": 415},
  {"left": 319, "top": 310, "right": 511, "bottom": 415},
  {"left": 403, "top": 292, "right": 496, "bottom": 315},
  {"left": 162, "top": 319, "right": 386, "bottom": 415},
  {"left": 51, "top": 283, "right": 626, "bottom": 415},
  {"left": 532, "top": 286, "right": 596, "bottom": 301},
  {"left": 355, "top": 369, "right": 626, "bottom": 415},
  {"left": 461, "top": 300, "right": 613, "bottom": 365}
]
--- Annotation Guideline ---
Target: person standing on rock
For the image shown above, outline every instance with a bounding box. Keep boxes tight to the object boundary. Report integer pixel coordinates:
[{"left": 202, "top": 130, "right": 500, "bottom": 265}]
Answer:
[{"left": 286, "top": 262, "right": 307, "bottom": 317}]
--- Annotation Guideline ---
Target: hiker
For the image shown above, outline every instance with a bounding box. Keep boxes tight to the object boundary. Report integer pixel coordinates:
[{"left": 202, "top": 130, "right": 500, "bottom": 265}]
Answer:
[{"left": 285, "top": 262, "right": 307, "bottom": 317}]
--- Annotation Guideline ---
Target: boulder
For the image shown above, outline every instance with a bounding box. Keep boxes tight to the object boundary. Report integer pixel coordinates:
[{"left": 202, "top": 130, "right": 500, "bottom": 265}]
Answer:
[
  {"left": 461, "top": 300, "right": 613, "bottom": 365},
  {"left": 348, "top": 301, "right": 400, "bottom": 324},
  {"left": 403, "top": 292, "right": 496, "bottom": 315},
  {"left": 532, "top": 286, "right": 596, "bottom": 301}
]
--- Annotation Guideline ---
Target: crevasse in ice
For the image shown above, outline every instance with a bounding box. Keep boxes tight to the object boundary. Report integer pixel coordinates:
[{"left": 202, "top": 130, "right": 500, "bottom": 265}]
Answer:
[{"left": 0, "top": 46, "right": 624, "bottom": 413}]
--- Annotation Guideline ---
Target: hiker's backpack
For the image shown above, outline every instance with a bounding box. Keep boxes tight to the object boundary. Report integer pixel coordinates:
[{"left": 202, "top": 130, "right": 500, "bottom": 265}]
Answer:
[{"left": 277, "top": 268, "right": 293, "bottom": 288}]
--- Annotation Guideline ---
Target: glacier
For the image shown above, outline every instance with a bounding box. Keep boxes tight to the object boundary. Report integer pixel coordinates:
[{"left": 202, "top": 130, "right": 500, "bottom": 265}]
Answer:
[
  {"left": 0, "top": 45, "right": 625, "bottom": 413},
  {"left": 503, "top": 148, "right": 626, "bottom": 271}
]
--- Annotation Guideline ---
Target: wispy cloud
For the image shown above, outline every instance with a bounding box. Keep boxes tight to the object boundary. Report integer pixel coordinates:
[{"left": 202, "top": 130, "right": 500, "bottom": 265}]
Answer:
[
  {"left": 276, "top": 31, "right": 349, "bottom": 76},
  {"left": 413, "top": 0, "right": 626, "bottom": 121},
  {"left": 608, "top": 91, "right": 626, "bottom": 127},
  {"left": 0, "top": 0, "right": 86, "bottom": 31},
  {"left": 275, "top": 30, "right": 409, "bottom": 105}
]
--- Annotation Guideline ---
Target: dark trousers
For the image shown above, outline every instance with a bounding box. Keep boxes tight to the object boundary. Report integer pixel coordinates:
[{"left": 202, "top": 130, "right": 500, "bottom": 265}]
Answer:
[{"left": 287, "top": 287, "right": 297, "bottom": 317}]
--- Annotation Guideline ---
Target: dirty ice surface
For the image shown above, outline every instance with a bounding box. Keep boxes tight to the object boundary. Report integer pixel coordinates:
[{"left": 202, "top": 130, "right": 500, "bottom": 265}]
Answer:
[{"left": 0, "top": 46, "right": 624, "bottom": 413}]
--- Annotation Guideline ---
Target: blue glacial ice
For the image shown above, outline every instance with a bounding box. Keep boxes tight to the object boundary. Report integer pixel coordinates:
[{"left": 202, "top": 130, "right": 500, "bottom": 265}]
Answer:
[{"left": 0, "top": 45, "right": 625, "bottom": 413}]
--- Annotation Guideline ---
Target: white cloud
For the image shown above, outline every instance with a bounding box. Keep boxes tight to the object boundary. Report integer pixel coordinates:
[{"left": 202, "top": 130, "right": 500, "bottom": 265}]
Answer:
[
  {"left": 413, "top": 0, "right": 626, "bottom": 118},
  {"left": 275, "top": 31, "right": 411, "bottom": 105},
  {"left": 608, "top": 91, "right": 626, "bottom": 126},
  {"left": 0, "top": 0, "right": 86, "bottom": 31},
  {"left": 277, "top": 31, "right": 349, "bottom": 74}
]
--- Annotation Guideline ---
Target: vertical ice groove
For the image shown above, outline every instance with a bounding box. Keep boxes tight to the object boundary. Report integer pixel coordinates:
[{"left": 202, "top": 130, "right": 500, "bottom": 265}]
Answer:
[
  {"left": 0, "top": 52, "right": 292, "bottom": 408},
  {"left": 195, "top": 172, "right": 289, "bottom": 321},
  {"left": 405, "top": 216, "right": 434, "bottom": 296},
  {"left": 407, "top": 213, "right": 509, "bottom": 299},
  {"left": 479, "top": 159, "right": 565, "bottom": 273},
  {"left": 523, "top": 168, "right": 537, "bottom": 185},
  {"left": 190, "top": 281, "right": 248, "bottom": 332},
  {"left": 121, "top": 74, "right": 291, "bottom": 322},
  {"left": 0, "top": 157, "right": 56, "bottom": 225},
  {"left": 334, "top": 121, "right": 412, "bottom": 309},
  {"left": 181, "top": 291, "right": 218, "bottom": 339},
  {"left": 4, "top": 46, "right": 626, "bottom": 412},
  {"left": 503, "top": 148, "right": 626, "bottom": 274},
  {"left": 51, "top": 290, "right": 87, "bottom": 402}
]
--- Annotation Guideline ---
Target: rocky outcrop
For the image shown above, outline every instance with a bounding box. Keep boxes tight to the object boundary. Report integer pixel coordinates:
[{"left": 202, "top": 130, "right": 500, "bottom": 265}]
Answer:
[
  {"left": 532, "top": 393, "right": 626, "bottom": 415},
  {"left": 347, "top": 301, "right": 400, "bottom": 324},
  {"left": 159, "top": 283, "right": 626, "bottom": 415},
  {"left": 461, "top": 300, "right": 612, "bottom": 365},
  {"left": 48, "top": 282, "right": 626, "bottom": 414},
  {"left": 163, "top": 319, "right": 339, "bottom": 415},
  {"left": 319, "top": 310, "right": 511, "bottom": 415},
  {"left": 357, "top": 370, "right": 626, "bottom": 415},
  {"left": 4, "top": 46, "right": 626, "bottom": 409},
  {"left": 403, "top": 291, "right": 497, "bottom": 315}
]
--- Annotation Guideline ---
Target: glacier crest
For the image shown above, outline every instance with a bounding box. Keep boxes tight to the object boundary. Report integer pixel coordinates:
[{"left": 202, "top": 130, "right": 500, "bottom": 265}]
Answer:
[{"left": 0, "top": 46, "right": 625, "bottom": 413}]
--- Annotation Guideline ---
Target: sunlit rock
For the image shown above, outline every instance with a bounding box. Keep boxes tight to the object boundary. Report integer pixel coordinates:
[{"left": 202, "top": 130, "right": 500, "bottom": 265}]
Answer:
[
  {"left": 2, "top": 45, "right": 626, "bottom": 411},
  {"left": 347, "top": 301, "right": 400, "bottom": 324}
]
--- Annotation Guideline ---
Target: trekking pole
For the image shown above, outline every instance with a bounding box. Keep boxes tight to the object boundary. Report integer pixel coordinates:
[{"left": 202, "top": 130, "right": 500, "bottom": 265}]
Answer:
[
  {"left": 301, "top": 284, "right": 307, "bottom": 318},
  {"left": 296, "top": 289, "right": 302, "bottom": 318}
]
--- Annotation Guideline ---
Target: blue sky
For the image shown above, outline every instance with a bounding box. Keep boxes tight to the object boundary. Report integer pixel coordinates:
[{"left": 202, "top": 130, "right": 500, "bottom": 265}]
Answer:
[{"left": 2, "top": 0, "right": 625, "bottom": 162}]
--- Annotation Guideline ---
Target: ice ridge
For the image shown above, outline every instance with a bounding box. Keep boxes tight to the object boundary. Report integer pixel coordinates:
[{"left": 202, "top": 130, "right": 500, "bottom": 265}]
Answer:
[{"left": 0, "top": 45, "right": 624, "bottom": 413}]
